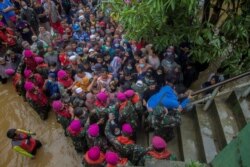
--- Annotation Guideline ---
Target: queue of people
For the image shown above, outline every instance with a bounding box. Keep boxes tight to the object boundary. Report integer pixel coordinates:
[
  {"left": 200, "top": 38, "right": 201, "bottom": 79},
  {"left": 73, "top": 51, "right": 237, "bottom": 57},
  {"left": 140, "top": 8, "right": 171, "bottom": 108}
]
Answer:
[{"left": 1, "top": 0, "right": 202, "bottom": 166}]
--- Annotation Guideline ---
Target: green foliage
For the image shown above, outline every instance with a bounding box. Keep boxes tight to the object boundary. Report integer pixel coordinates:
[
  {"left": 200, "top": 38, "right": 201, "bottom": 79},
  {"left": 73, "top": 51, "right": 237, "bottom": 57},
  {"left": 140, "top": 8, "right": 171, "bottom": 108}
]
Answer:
[
  {"left": 102, "top": 0, "right": 250, "bottom": 75},
  {"left": 185, "top": 160, "right": 205, "bottom": 167}
]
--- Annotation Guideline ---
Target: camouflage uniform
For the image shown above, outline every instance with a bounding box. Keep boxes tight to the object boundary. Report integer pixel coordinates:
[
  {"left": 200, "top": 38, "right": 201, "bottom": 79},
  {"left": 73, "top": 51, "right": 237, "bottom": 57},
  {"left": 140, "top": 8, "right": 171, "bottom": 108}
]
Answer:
[
  {"left": 131, "top": 83, "right": 148, "bottom": 98},
  {"left": 84, "top": 121, "right": 109, "bottom": 152},
  {"left": 14, "top": 59, "right": 26, "bottom": 98},
  {"left": 67, "top": 129, "right": 86, "bottom": 152},
  {"left": 119, "top": 101, "right": 138, "bottom": 129},
  {"left": 105, "top": 121, "right": 147, "bottom": 165},
  {"left": 36, "top": 64, "right": 49, "bottom": 79},
  {"left": 70, "top": 95, "right": 85, "bottom": 108},
  {"left": 95, "top": 104, "right": 118, "bottom": 119},
  {"left": 86, "top": 135, "right": 108, "bottom": 152},
  {"left": 138, "top": 149, "right": 176, "bottom": 166},
  {"left": 147, "top": 105, "right": 181, "bottom": 141},
  {"left": 57, "top": 115, "right": 71, "bottom": 131}
]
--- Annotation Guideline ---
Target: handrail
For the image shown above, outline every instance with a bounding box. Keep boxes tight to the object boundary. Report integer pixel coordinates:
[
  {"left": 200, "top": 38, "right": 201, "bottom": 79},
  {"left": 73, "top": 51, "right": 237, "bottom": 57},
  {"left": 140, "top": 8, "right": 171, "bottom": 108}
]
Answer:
[{"left": 191, "top": 71, "right": 250, "bottom": 96}]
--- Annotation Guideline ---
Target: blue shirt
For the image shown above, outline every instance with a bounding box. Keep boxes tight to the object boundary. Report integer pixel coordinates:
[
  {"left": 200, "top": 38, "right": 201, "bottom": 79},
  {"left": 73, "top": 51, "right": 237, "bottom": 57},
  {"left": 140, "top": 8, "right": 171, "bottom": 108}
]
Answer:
[
  {"left": 45, "top": 81, "right": 60, "bottom": 97},
  {"left": 0, "top": 0, "right": 15, "bottom": 20},
  {"left": 72, "top": 31, "right": 89, "bottom": 42},
  {"left": 147, "top": 85, "right": 190, "bottom": 110}
]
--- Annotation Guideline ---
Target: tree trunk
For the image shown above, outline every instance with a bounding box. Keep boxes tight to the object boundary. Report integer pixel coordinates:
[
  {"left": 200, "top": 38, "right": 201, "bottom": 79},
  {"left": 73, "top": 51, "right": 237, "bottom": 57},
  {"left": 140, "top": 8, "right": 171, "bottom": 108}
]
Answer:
[
  {"left": 210, "top": 0, "right": 224, "bottom": 24},
  {"left": 202, "top": 0, "right": 211, "bottom": 23}
]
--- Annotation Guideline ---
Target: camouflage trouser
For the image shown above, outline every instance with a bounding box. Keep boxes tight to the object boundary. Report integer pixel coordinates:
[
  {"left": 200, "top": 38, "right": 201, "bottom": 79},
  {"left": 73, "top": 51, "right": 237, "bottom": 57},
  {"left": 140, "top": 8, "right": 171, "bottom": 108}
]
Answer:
[
  {"left": 27, "top": 100, "right": 50, "bottom": 120},
  {"left": 57, "top": 115, "right": 71, "bottom": 131},
  {"left": 119, "top": 144, "right": 147, "bottom": 165},
  {"left": 70, "top": 136, "right": 87, "bottom": 152}
]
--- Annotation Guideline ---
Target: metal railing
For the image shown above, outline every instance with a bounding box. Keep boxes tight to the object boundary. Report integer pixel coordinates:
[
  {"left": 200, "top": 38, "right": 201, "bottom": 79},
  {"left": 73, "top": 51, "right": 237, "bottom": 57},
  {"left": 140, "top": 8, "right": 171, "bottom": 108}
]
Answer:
[{"left": 190, "top": 70, "right": 250, "bottom": 110}]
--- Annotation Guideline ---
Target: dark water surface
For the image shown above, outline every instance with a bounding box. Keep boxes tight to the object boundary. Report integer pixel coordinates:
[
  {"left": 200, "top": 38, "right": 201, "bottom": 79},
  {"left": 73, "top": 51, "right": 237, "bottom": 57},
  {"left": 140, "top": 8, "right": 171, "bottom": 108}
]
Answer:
[{"left": 0, "top": 83, "right": 82, "bottom": 167}]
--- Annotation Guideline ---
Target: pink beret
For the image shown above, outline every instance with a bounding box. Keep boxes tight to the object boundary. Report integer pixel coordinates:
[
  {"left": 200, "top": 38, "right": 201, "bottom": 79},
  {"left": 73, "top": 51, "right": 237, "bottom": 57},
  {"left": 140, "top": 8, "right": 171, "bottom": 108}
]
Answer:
[
  {"left": 122, "top": 123, "right": 133, "bottom": 135},
  {"left": 23, "top": 49, "right": 33, "bottom": 58},
  {"left": 124, "top": 89, "right": 135, "bottom": 98},
  {"left": 52, "top": 100, "right": 63, "bottom": 111},
  {"left": 88, "top": 123, "right": 99, "bottom": 137},
  {"left": 96, "top": 92, "right": 108, "bottom": 102},
  {"left": 24, "top": 81, "right": 34, "bottom": 91},
  {"left": 116, "top": 92, "right": 127, "bottom": 101},
  {"left": 0, "top": 21, "right": 4, "bottom": 27},
  {"left": 105, "top": 151, "right": 119, "bottom": 165},
  {"left": 88, "top": 146, "right": 101, "bottom": 161},
  {"left": 5, "top": 69, "right": 15, "bottom": 75},
  {"left": 34, "top": 57, "right": 44, "bottom": 64},
  {"left": 152, "top": 136, "right": 167, "bottom": 149},
  {"left": 57, "top": 70, "right": 67, "bottom": 79},
  {"left": 24, "top": 69, "right": 32, "bottom": 78},
  {"left": 69, "top": 120, "right": 82, "bottom": 133}
]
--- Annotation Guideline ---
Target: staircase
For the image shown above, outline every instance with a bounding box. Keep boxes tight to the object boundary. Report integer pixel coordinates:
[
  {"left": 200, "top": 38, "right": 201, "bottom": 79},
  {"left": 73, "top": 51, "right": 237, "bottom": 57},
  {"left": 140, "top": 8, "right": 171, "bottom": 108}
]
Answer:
[{"left": 143, "top": 83, "right": 250, "bottom": 166}]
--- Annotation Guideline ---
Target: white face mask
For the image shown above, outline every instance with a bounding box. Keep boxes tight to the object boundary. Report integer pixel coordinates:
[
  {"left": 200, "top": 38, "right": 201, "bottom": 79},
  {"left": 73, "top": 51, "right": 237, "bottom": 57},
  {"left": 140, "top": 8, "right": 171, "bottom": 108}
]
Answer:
[
  {"left": 139, "top": 63, "right": 145, "bottom": 68},
  {"left": 23, "top": 6, "right": 28, "bottom": 9}
]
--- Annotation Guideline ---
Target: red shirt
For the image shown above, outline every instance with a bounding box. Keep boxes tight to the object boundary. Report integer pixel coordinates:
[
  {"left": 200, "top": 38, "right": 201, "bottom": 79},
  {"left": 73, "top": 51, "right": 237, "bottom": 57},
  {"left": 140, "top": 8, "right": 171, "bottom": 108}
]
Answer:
[{"left": 0, "top": 28, "right": 16, "bottom": 46}]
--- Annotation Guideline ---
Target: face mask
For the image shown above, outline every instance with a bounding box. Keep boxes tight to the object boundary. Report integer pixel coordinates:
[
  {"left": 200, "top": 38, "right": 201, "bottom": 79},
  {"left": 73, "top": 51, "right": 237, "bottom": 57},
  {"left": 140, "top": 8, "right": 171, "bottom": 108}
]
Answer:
[
  {"left": 90, "top": 29, "right": 95, "bottom": 33},
  {"left": 123, "top": 46, "right": 127, "bottom": 50},
  {"left": 100, "top": 38, "right": 104, "bottom": 43},
  {"left": 96, "top": 36, "right": 100, "bottom": 40},
  {"left": 23, "top": 6, "right": 28, "bottom": 9},
  {"left": 139, "top": 63, "right": 145, "bottom": 68},
  {"left": 166, "top": 52, "right": 172, "bottom": 56},
  {"left": 157, "top": 71, "right": 162, "bottom": 75},
  {"left": 127, "top": 66, "right": 132, "bottom": 70},
  {"left": 106, "top": 46, "right": 110, "bottom": 50},
  {"left": 114, "top": 43, "right": 119, "bottom": 47},
  {"left": 114, "top": 129, "right": 121, "bottom": 136}
]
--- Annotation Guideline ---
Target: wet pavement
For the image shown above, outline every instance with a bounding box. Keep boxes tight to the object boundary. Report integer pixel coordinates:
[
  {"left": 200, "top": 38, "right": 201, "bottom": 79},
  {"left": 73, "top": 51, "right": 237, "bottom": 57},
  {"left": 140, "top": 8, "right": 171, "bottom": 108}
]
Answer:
[{"left": 0, "top": 83, "right": 82, "bottom": 167}]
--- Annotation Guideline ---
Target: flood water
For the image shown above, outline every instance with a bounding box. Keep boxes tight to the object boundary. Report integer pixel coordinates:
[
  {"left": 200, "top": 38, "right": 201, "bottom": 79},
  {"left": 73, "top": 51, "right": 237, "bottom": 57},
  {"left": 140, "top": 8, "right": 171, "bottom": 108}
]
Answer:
[{"left": 0, "top": 83, "right": 82, "bottom": 167}]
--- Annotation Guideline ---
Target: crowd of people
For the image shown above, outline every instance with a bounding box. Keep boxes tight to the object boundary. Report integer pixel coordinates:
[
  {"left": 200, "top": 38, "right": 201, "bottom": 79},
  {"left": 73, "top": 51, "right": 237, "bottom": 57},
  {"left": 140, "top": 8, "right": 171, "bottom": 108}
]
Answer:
[{"left": 0, "top": 0, "right": 212, "bottom": 166}]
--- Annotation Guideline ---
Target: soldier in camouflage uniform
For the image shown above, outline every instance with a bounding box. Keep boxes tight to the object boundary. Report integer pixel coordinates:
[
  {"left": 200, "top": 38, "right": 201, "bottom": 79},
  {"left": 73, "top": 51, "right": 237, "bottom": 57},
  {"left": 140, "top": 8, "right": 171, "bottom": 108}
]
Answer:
[
  {"left": 94, "top": 91, "right": 118, "bottom": 135},
  {"left": 131, "top": 80, "right": 147, "bottom": 98},
  {"left": 13, "top": 58, "right": 26, "bottom": 98},
  {"left": 147, "top": 104, "right": 181, "bottom": 141},
  {"left": 105, "top": 151, "right": 133, "bottom": 166},
  {"left": 70, "top": 88, "right": 85, "bottom": 108},
  {"left": 82, "top": 146, "right": 105, "bottom": 167},
  {"left": 24, "top": 81, "right": 50, "bottom": 120},
  {"left": 35, "top": 57, "right": 49, "bottom": 79},
  {"left": 105, "top": 120, "right": 147, "bottom": 165},
  {"left": 138, "top": 136, "right": 176, "bottom": 165},
  {"left": 117, "top": 92, "right": 138, "bottom": 130},
  {"left": 66, "top": 119, "right": 86, "bottom": 152},
  {"left": 86, "top": 123, "right": 108, "bottom": 152},
  {"left": 52, "top": 100, "right": 72, "bottom": 134}
]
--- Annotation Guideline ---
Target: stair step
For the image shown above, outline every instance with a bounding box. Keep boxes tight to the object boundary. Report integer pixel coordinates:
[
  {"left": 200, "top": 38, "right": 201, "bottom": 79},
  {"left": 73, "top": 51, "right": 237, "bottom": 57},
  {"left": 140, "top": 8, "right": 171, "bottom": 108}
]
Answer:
[
  {"left": 145, "top": 160, "right": 209, "bottom": 167},
  {"left": 214, "top": 97, "right": 239, "bottom": 144},
  {"left": 179, "top": 110, "right": 204, "bottom": 162},
  {"left": 195, "top": 104, "right": 220, "bottom": 163},
  {"left": 233, "top": 87, "right": 250, "bottom": 123},
  {"left": 166, "top": 128, "right": 181, "bottom": 160}
]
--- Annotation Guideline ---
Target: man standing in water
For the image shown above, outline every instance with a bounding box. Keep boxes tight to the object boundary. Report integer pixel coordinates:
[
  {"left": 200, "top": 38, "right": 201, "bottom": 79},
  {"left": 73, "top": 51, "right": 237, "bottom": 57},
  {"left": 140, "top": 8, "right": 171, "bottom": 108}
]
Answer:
[{"left": 7, "top": 129, "right": 42, "bottom": 158}]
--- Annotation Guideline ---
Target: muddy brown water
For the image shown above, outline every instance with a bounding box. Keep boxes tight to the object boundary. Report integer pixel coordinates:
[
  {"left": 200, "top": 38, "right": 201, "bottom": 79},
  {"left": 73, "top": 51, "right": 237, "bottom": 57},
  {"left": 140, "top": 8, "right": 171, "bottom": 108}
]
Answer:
[{"left": 0, "top": 83, "right": 82, "bottom": 167}]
